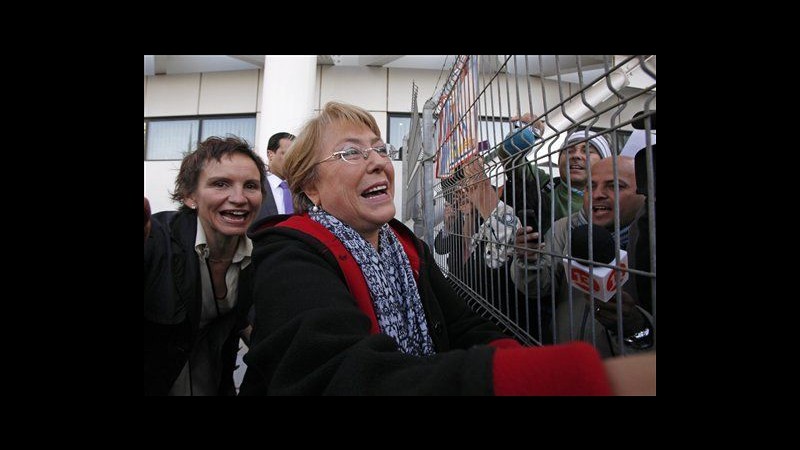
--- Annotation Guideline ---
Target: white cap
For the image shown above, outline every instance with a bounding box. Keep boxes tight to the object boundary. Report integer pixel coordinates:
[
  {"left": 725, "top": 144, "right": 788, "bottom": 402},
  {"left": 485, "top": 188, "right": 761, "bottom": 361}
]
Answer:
[{"left": 564, "top": 130, "right": 612, "bottom": 159}]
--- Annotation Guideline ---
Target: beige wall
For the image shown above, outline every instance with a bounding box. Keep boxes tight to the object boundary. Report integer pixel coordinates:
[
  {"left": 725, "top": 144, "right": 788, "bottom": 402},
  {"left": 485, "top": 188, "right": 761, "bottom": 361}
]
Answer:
[
  {"left": 145, "top": 70, "right": 259, "bottom": 118},
  {"left": 315, "top": 67, "right": 442, "bottom": 143},
  {"left": 387, "top": 68, "right": 440, "bottom": 112},
  {"left": 144, "top": 73, "right": 201, "bottom": 117},
  {"left": 199, "top": 70, "right": 259, "bottom": 114},
  {"left": 319, "top": 66, "right": 387, "bottom": 111}
]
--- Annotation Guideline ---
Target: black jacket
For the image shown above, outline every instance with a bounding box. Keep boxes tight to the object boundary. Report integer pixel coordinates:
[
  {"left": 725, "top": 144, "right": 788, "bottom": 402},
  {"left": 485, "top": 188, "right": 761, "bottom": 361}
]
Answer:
[
  {"left": 254, "top": 179, "right": 279, "bottom": 222},
  {"left": 143, "top": 210, "right": 253, "bottom": 395},
  {"left": 239, "top": 217, "right": 510, "bottom": 395}
]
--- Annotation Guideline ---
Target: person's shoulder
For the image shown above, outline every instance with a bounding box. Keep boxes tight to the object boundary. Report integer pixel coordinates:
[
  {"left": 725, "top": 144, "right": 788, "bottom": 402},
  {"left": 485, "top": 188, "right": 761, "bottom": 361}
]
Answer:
[
  {"left": 251, "top": 215, "right": 336, "bottom": 257},
  {"left": 251, "top": 216, "right": 310, "bottom": 245},
  {"left": 250, "top": 223, "right": 330, "bottom": 266},
  {"left": 151, "top": 209, "right": 187, "bottom": 231},
  {"left": 152, "top": 209, "right": 179, "bottom": 222}
]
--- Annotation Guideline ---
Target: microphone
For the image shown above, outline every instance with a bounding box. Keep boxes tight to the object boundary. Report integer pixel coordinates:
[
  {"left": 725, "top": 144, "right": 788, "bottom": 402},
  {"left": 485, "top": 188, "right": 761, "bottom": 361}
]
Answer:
[
  {"left": 571, "top": 224, "right": 616, "bottom": 264},
  {"left": 564, "top": 224, "right": 629, "bottom": 302}
]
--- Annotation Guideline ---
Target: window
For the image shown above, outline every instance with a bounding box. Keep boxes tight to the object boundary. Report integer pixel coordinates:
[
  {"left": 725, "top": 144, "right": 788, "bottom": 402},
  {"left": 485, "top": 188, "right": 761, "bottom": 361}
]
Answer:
[
  {"left": 387, "top": 113, "right": 410, "bottom": 161},
  {"left": 144, "top": 115, "right": 256, "bottom": 161}
]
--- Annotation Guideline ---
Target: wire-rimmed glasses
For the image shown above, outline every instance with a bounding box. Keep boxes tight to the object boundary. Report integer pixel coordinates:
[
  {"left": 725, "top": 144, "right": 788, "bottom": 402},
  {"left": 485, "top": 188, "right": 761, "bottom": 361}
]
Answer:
[{"left": 316, "top": 143, "right": 398, "bottom": 165}]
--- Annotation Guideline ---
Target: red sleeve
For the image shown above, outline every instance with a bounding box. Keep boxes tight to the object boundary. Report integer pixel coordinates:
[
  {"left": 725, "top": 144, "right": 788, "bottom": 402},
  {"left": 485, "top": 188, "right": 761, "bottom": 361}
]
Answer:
[{"left": 492, "top": 342, "right": 613, "bottom": 396}]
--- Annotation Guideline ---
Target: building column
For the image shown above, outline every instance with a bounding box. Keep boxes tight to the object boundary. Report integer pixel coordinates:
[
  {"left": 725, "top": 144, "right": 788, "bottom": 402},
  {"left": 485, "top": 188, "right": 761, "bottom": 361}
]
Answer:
[{"left": 256, "top": 56, "right": 317, "bottom": 158}]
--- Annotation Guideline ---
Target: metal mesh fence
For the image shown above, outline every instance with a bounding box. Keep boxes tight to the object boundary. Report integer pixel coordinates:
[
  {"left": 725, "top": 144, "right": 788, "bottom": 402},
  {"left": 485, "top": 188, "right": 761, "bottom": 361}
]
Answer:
[{"left": 412, "top": 55, "right": 656, "bottom": 356}]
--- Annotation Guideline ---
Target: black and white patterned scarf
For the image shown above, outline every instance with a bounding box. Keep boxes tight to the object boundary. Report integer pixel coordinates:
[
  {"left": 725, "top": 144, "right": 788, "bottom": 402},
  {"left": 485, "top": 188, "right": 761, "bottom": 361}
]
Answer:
[{"left": 311, "top": 209, "right": 435, "bottom": 356}]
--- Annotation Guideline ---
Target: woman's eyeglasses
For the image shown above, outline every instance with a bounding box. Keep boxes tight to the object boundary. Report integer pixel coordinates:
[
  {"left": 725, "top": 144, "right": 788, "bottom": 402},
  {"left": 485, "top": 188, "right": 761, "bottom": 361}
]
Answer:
[{"left": 316, "top": 143, "right": 398, "bottom": 165}]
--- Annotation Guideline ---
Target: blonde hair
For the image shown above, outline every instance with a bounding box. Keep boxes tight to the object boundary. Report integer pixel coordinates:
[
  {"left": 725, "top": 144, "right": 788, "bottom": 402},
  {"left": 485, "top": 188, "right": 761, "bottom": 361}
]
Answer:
[{"left": 283, "top": 101, "right": 382, "bottom": 212}]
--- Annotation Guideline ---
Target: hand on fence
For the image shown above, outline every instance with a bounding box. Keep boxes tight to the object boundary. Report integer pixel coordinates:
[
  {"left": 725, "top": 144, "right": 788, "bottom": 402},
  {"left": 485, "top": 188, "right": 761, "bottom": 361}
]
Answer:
[
  {"left": 462, "top": 153, "right": 488, "bottom": 184},
  {"left": 457, "top": 189, "right": 474, "bottom": 216},
  {"left": 462, "top": 154, "right": 498, "bottom": 217},
  {"left": 509, "top": 112, "right": 545, "bottom": 136}
]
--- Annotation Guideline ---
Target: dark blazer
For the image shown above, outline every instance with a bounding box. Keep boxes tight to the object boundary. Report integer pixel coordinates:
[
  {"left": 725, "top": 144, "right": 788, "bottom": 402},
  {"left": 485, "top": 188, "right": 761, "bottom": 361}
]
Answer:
[
  {"left": 143, "top": 210, "right": 253, "bottom": 395},
  {"left": 255, "top": 178, "right": 279, "bottom": 222},
  {"left": 239, "top": 216, "right": 510, "bottom": 395}
]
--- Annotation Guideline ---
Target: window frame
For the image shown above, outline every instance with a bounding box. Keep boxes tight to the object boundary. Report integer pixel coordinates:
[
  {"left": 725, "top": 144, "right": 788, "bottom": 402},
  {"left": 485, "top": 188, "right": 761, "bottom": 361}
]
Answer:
[
  {"left": 386, "top": 112, "right": 411, "bottom": 161},
  {"left": 143, "top": 113, "right": 257, "bottom": 161}
]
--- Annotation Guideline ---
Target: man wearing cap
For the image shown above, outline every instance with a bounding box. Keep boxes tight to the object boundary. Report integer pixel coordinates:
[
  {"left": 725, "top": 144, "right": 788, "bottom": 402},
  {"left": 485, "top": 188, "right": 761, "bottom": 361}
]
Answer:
[{"left": 554, "top": 129, "right": 613, "bottom": 216}]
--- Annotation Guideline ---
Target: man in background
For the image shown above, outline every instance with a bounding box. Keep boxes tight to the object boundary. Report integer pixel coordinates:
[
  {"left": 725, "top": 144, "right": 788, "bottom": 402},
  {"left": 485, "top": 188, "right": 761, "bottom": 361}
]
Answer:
[{"left": 255, "top": 132, "right": 295, "bottom": 221}]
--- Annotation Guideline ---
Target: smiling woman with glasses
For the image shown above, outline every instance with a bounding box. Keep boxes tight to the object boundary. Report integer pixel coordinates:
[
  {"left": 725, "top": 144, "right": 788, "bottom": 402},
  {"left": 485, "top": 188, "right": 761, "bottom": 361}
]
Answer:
[{"left": 239, "top": 101, "right": 655, "bottom": 396}]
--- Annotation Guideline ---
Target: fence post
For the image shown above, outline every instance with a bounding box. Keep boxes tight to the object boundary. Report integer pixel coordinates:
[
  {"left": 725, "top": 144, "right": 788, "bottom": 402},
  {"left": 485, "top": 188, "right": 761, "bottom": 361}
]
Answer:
[{"left": 421, "top": 97, "right": 437, "bottom": 248}]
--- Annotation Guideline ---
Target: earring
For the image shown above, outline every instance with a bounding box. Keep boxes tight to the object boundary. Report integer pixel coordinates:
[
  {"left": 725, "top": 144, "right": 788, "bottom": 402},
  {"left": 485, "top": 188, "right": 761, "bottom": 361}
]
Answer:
[{"left": 311, "top": 204, "right": 319, "bottom": 213}]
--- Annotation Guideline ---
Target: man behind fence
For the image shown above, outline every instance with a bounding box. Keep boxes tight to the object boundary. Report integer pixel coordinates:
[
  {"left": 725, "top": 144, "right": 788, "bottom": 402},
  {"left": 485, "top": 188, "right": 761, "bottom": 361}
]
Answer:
[
  {"left": 501, "top": 113, "right": 612, "bottom": 236},
  {"left": 511, "top": 156, "right": 653, "bottom": 357}
]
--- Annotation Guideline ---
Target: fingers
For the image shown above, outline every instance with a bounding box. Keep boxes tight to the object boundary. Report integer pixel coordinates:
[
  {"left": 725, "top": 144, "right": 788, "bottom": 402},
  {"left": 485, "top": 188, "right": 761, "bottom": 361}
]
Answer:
[
  {"left": 604, "top": 292, "right": 635, "bottom": 315},
  {"left": 514, "top": 225, "right": 533, "bottom": 239},
  {"left": 594, "top": 299, "right": 614, "bottom": 315},
  {"left": 509, "top": 113, "right": 545, "bottom": 135},
  {"left": 533, "top": 118, "right": 545, "bottom": 135},
  {"left": 591, "top": 299, "right": 616, "bottom": 327},
  {"left": 514, "top": 226, "right": 540, "bottom": 244},
  {"left": 519, "top": 113, "right": 533, "bottom": 123},
  {"left": 592, "top": 297, "right": 636, "bottom": 329},
  {"left": 509, "top": 113, "right": 531, "bottom": 124},
  {"left": 514, "top": 226, "right": 542, "bottom": 258},
  {"left": 462, "top": 154, "right": 486, "bottom": 179}
]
